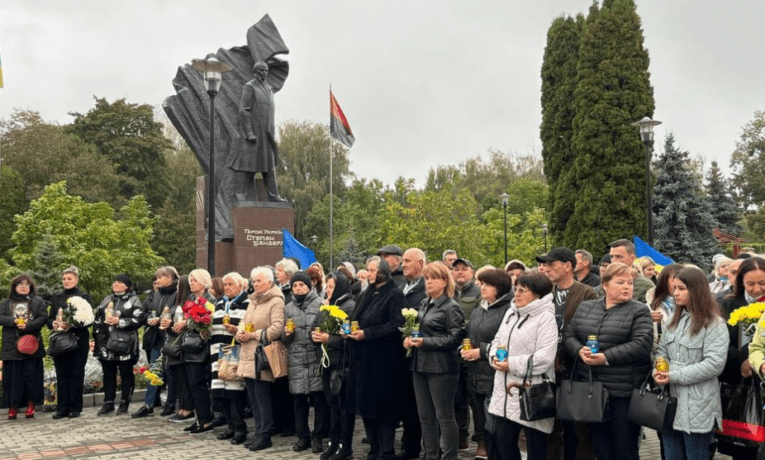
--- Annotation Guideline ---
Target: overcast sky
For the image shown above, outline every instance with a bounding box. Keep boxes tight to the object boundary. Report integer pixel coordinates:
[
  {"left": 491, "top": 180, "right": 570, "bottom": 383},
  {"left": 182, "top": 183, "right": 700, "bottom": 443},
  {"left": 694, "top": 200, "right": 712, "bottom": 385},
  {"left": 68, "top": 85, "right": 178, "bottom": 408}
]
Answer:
[{"left": 1, "top": 0, "right": 763, "bottom": 187}]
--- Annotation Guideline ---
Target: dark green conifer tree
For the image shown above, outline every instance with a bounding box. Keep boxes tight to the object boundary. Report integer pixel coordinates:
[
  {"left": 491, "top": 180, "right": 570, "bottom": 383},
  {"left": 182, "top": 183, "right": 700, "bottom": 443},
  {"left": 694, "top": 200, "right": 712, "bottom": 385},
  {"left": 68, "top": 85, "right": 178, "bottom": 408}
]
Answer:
[
  {"left": 565, "top": 0, "right": 655, "bottom": 252},
  {"left": 653, "top": 134, "right": 719, "bottom": 269},
  {"left": 705, "top": 161, "right": 741, "bottom": 236},
  {"left": 540, "top": 14, "right": 583, "bottom": 246}
]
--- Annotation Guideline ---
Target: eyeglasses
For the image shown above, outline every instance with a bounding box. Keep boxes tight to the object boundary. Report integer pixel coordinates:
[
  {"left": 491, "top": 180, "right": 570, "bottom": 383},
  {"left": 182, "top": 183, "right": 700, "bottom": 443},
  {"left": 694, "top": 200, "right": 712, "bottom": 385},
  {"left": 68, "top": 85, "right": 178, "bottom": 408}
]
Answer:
[{"left": 17, "top": 281, "right": 31, "bottom": 287}]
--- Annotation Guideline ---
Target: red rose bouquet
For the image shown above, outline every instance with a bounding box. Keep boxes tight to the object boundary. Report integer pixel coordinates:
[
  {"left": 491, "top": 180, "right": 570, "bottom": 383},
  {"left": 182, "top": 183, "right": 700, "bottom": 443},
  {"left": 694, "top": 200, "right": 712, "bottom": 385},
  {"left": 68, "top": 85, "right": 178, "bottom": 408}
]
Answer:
[{"left": 183, "top": 296, "right": 215, "bottom": 340}]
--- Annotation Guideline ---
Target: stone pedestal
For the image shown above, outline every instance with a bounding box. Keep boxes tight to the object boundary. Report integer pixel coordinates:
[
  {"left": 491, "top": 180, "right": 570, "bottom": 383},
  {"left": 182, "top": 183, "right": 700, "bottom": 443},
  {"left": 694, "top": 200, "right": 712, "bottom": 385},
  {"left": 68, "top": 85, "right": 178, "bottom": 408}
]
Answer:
[{"left": 196, "top": 177, "right": 294, "bottom": 278}]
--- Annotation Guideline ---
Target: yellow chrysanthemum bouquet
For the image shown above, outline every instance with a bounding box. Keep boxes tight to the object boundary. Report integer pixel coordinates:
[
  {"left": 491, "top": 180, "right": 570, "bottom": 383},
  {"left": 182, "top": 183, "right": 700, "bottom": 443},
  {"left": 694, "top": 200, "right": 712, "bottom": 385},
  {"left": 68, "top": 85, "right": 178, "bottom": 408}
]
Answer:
[
  {"left": 317, "top": 305, "right": 349, "bottom": 373},
  {"left": 727, "top": 302, "right": 765, "bottom": 346}
]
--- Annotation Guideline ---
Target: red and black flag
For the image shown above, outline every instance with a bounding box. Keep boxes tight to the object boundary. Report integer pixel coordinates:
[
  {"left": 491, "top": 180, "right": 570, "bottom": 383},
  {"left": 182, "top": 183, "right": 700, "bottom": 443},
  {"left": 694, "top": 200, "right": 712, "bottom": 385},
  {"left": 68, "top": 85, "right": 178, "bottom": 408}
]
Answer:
[{"left": 330, "top": 89, "right": 355, "bottom": 148}]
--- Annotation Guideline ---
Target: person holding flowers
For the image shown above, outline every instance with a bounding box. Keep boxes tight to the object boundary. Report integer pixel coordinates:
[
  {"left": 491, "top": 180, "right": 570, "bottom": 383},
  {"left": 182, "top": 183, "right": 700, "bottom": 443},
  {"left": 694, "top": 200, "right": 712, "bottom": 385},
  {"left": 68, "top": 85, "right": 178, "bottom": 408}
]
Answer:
[
  {"left": 48, "top": 265, "right": 93, "bottom": 419},
  {"left": 653, "top": 267, "right": 727, "bottom": 460},
  {"left": 93, "top": 274, "right": 144, "bottom": 416},
  {"left": 237, "top": 266, "right": 285, "bottom": 452},
  {"left": 0, "top": 274, "right": 48, "bottom": 420},
  {"left": 283, "top": 271, "right": 330, "bottom": 453},
  {"left": 403, "top": 261, "right": 466, "bottom": 460},
  {"left": 175, "top": 268, "right": 216, "bottom": 434},
  {"left": 719, "top": 256, "right": 765, "bottom": 384},
  {"left": 312, "top": 271, "right": 356, "bottom": 460},
  {"left": 718, "top": 256, "right": 765, "bottom": 460}
]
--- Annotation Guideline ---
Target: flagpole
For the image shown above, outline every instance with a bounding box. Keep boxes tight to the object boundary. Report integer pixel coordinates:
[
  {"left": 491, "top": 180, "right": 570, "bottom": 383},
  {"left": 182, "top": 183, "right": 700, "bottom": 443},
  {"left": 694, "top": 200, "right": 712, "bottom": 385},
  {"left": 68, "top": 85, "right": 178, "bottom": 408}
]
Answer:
[{"left": 329, "top": 86, "right": 334, "bottom": 270}]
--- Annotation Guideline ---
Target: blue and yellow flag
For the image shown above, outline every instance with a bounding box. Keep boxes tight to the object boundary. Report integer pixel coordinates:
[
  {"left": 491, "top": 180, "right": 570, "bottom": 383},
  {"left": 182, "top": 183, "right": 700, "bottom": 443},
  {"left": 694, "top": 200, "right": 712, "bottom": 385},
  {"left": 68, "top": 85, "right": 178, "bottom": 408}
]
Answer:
[
  {"left": 0, "top": 54, "right": 4, "bottom": 88},
  {"left": 282, "top": 229, "right": 317, "bottom": 269}
]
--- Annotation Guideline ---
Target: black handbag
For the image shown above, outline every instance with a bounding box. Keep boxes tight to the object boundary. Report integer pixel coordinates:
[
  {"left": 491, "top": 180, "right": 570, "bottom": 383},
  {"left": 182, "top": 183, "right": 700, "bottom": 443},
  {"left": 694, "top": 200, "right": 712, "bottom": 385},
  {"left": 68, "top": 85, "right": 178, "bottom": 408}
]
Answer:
[
  {"left": 254, "top": 330, "right": 270, "bottom": 379},
  {"left": 556, "top": 357, "right": 610, "bottom": 423},
  {"left": 180, "top": 330, "right": 205, "bottom": 354},
  {"left": 161, "top": 336, "right": 182, "bottom": 359},
  {"left": 106, "top": 329, "right": 134, "bottom": 354},
  {"left": 519, "top": 355, "right": 557, "bottom": 421},
  {"left": 47, "top": 331, "right": 79, "bottom": 356},
  {"left": 627, "top": 370, "right": 677, "bottom": 431}
]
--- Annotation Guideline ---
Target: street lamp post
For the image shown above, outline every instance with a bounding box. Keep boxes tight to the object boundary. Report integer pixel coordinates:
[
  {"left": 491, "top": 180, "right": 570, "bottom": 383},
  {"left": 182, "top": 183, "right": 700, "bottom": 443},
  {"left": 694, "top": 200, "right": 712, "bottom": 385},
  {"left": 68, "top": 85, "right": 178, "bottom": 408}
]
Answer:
[
  {"left": 542, "top": 223, "right": 548, "bottom": 253},
  {"left": 631, "top": 116, "right": 662, "bottom": 247},
  {"left": 192, "top": 55, "right": 233, "bottom": 276},
  {"left": 310, "top": 235, "right": 318, "bottom": 252},
  {"left": 500, "top": 193, "right": 509, "bottom": 265}
]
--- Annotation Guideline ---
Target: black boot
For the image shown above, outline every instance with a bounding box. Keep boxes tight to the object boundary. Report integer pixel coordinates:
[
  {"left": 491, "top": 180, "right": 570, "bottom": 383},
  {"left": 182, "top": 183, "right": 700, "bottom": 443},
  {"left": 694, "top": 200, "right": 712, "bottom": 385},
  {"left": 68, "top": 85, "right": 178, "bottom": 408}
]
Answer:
[{"left": 97, "top": 402, "right": 115, "bottom": 416}]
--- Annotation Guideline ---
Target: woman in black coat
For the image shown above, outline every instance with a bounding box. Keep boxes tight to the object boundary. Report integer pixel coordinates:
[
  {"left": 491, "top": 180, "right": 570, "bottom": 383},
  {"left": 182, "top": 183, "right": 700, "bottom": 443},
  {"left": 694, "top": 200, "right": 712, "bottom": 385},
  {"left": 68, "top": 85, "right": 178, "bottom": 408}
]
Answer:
[
  {"left": 49, "top": 266, "right": 93, "bottom": 419},
  {"left": 312, "top": 271, "right": 357, "bottom": 460},
  {"left": 459, "top": 269, "right": 514, "bottom": 454},
  {"left": 344, "top": 257, "right": 405, "bottom": 460},
  {"left": 562, "top": 263, "right": 653, "bottom": 460},
  {"left": 404, "top": 262, "right": 466, "bottom": 460},
  {"left": 0, "top": 274, "right": 48, "bottom": 419},
  {"left": 93, "top": 273, "right": 144, "bottom": 416}
]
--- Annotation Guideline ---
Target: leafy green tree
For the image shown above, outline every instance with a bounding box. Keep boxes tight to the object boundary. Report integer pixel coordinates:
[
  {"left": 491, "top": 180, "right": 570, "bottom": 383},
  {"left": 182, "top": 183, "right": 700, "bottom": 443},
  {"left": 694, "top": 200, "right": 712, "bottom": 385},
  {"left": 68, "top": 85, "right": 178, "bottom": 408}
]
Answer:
[
  {"left": 151, "top": 147, "right": 203, "bottom": 274},
  {"left": 378, "top": 185, "right": 490, "bottom": 264},
  {"left": 276, "top": 120, "right": 352, "bottom": 240},
  {"left": 0, "top": 166, "right": 29, "bottom": 260},
  {"left": 730, "top": 110, "right": 765, "bottom": 210},
  {"left": 705, "top": 161, "right": 741, "bottom": 236},
  {"left": 0, "top": 109, "right": 121, "bottom": 204},
  {"left": 67, "top": 97, "right": 172, "bottom": 210},
  {"left": 653, "top": 134, "right": 719, "bottom": 269},
  {"left": 540, "top": 14, "right": 584, "bottom": 246},
  {"left": 303, "top": 178, "right": 387, "bottom": 267},
  {"left": 5, "top": 181, "right": 163, "bottom": 300},
  {"left": 425, "top": 150, "right": 545, "bottom": 211},
  {"left": 565, "top": 0, "right": 655, "bottom": 253}
]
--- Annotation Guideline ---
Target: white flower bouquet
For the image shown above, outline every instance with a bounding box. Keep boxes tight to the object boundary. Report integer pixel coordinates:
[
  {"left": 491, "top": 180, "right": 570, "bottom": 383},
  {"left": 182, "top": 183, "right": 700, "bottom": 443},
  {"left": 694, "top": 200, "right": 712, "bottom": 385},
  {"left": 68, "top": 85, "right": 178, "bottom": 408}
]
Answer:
[{"left": 65, "top": 296, "right": 95, "bottom": 327}]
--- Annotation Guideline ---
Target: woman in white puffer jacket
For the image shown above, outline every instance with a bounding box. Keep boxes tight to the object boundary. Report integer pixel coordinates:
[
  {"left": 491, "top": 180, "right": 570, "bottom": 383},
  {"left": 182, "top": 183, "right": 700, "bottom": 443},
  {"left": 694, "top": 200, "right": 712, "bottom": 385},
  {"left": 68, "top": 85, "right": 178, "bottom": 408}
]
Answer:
[{"left": 487, "top": 272, "right": 558, "bottom": 460}]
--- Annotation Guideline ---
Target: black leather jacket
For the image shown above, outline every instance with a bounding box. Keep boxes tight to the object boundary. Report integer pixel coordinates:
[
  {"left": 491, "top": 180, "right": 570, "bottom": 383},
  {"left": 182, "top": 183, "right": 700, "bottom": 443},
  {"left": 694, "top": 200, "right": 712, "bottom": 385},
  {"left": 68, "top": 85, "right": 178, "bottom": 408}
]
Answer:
[{"left": 410, "top": 295, "right": 466, "bottom": 374}]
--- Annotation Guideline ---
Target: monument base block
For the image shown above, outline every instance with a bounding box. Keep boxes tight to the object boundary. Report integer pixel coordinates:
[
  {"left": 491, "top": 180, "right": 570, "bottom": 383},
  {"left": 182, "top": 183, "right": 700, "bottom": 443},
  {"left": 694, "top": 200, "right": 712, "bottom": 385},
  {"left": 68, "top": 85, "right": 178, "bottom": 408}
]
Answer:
[{"left": 197, "top": 206, "right": 295, "bottom": 279}]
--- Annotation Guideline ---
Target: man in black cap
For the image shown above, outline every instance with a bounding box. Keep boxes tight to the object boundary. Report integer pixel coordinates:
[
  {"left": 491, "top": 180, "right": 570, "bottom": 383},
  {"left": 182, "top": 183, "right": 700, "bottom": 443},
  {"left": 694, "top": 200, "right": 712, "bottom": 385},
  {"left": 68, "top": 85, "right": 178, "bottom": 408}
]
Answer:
[
  {"left": 452, "top": 257, "right": 483, "bottom": 453},
  {"left": 536, "top": 248, "right": 597, "bottom": 460},
  {"left": 378, "top": 244, "right": 406, "bottom": 289}
]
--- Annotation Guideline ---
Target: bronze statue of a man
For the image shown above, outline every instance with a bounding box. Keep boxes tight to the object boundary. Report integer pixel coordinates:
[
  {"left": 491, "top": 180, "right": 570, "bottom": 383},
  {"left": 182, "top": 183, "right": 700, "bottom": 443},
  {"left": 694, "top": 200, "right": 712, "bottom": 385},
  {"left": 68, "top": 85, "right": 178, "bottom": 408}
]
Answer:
[{"left": 229, "top": 61, "right": 286, "bottom": 202}]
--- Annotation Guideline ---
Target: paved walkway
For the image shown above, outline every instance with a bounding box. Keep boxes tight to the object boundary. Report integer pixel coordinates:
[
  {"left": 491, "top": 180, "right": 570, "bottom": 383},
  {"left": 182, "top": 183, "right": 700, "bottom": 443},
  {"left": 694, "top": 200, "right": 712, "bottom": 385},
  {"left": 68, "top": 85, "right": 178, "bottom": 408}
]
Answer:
[{"left": 0, "top": 407, "right": 732, "bottom": 459}]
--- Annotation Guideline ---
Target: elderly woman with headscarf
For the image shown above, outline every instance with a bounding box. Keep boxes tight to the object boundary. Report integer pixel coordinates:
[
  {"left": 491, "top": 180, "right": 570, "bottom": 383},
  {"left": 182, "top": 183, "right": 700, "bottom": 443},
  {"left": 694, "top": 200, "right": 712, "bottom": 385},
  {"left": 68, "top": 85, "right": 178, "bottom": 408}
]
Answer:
[
  {"left": 48, "top": 266, "right": 93, "bottom": 419},
  {"left": 344, "top": 256, "right": 406, "bottom": 460},
  {"left": 312, "top": 271, "right": 357, "bottom": 460},
  {"left": 93, "top": 274, "right": 144, "bottom": 416},
  {"left": 1, "top": 274, "right": 48, "bottom": 420}
]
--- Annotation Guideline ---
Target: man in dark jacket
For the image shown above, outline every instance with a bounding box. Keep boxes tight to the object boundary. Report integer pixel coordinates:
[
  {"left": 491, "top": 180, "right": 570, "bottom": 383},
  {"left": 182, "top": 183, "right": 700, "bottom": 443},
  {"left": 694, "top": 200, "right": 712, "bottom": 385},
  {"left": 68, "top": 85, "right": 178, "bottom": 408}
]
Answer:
[
  {"left": 378, "top": 244, "right": 405, "bottom": 289},
  {"left": 608, "top": 239, "right": 654, "bottom": 303},
  {"left": 395, "top": 248, "right": 427, "bottom": 460},
  {"left": 452, "top": 258, "right": 482, "bottom": 452},
  {"left": 537, "top": 248, "right": 597, "bottom": 460},
  {"left": 574, "top": 250, "right": 600, "bottom": 288}
]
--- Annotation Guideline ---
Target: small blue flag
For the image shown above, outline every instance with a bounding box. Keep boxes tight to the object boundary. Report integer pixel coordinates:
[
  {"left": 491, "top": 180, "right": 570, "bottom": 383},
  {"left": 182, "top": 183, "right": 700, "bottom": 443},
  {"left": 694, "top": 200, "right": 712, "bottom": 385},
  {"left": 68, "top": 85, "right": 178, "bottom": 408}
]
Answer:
[
  {"left": 283, "top": 229, "right": 317, "bottom": 269},
  {"left": 633, "top": 236, "right": 674, "bottom": 267}
]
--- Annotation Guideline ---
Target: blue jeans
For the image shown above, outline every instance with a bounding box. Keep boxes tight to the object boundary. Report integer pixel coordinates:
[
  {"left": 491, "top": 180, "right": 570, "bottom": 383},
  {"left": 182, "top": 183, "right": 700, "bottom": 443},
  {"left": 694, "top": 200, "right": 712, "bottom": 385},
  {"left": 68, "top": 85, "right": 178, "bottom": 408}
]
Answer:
[
  {"left": 144, "top": 348, "right": 161, "bottom": 406},
  {"left": 245, "top": 378, "right": 273, "bottom": 436},
  {"left": 662, "top": 429, "right": 712, "bottom": 460}
]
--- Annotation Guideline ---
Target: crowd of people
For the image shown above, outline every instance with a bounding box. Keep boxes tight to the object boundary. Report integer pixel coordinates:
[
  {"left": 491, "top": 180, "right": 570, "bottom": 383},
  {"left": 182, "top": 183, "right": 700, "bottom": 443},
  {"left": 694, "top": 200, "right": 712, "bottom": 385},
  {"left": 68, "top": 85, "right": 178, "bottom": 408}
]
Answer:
[{"left": 0, "top": 238, "right": 762, "bottom": 460}]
